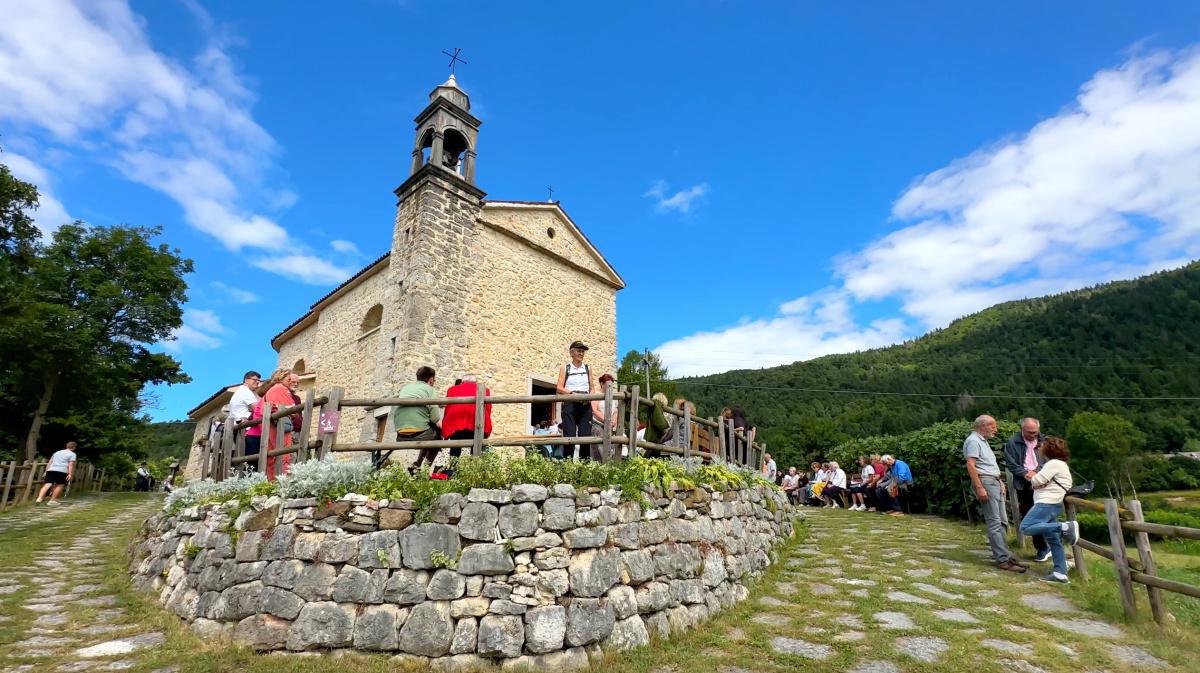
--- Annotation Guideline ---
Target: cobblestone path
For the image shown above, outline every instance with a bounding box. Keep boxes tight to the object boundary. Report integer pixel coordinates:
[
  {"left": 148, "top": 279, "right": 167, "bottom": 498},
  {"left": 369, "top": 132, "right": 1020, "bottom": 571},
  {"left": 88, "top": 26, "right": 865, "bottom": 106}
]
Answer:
[
  {"left": 0, "top": 494, "right": 170, "bottom": 673},
  {"left": 1, "top": 496, "right": 1193, "bottom": 673},
  {"left": 657, "top": 508, "right": 1186, "bottom": 673}
]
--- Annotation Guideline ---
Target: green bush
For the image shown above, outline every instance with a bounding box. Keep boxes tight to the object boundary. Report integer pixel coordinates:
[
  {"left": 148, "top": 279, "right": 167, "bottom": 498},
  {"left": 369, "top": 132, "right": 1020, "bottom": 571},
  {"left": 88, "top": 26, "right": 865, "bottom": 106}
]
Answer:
[
  {"left": 1131, "top": 455, "right": 1200, "bottom": 492},
  {"left": 829, "top": 419, "right": 1019, "bottom": 519},
  {"left": 165, "top": 455, "right": 775, "bottom": 515}
]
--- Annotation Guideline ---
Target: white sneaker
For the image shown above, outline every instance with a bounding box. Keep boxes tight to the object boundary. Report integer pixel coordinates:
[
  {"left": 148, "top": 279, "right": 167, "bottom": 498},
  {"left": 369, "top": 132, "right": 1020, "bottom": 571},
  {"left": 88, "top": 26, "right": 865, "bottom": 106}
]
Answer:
[{"left": 831, "top": 502, "right": 840, "bottom": 509}]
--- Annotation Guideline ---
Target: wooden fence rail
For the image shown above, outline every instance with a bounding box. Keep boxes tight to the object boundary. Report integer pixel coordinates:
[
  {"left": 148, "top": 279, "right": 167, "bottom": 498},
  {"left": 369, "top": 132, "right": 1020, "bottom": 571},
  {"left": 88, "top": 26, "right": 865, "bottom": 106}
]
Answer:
[
  {"left": 1065, "top": 495, "right": 1200, "bottom": 625},
  {"left": 202, "top": 385, "right": 767, "bottom": 481},
  {"left": 0, "top": 459, "right": 133, "bottom": 513}
]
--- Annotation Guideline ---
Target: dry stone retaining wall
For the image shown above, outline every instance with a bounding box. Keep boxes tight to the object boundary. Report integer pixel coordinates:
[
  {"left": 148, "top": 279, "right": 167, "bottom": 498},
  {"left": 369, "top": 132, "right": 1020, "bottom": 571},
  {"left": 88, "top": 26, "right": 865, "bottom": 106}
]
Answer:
[{"left": 129, "top": 482, "right": 794, "bottom": 670}]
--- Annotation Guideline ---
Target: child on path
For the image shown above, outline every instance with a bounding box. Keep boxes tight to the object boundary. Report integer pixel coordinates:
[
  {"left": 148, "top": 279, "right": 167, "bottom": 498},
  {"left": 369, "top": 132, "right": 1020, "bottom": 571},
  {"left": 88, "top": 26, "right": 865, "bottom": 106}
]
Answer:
[{"left": 36, "top": 441, "right": 77, "bottom": 505}]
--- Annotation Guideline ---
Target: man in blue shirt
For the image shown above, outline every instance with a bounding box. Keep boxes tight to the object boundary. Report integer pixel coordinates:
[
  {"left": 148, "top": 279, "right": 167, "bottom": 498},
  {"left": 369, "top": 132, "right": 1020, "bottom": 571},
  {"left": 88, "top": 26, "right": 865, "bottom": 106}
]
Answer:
[{"left": 876, "top": 454, "right": 914, "bottom": 516}]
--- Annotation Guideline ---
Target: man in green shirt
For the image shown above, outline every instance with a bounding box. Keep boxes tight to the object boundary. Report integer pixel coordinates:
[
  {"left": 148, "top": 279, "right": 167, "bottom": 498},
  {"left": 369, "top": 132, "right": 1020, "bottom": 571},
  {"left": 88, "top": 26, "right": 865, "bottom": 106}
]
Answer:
[{"left": 391, "top": 366, "right": 443, "bottom": 473}]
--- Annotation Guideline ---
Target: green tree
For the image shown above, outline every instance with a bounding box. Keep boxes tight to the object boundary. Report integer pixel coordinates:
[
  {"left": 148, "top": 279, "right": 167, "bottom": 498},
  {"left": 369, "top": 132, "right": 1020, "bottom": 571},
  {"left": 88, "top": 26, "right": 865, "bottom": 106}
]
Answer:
[
  {"left": 762, "top": 417, "right": 850, "bottom": 471},
  {"left": 0, "top": 164, "right": 193, "bottom": 461},
  {"left": 0, "top": 156, "right": 41, "bottom": 315},
  {"left": 617, "top": 349, "right": 677, "bottom": 406},
  {"left": 1066, "top": 411, "right": 1146, "bottom": 498}
]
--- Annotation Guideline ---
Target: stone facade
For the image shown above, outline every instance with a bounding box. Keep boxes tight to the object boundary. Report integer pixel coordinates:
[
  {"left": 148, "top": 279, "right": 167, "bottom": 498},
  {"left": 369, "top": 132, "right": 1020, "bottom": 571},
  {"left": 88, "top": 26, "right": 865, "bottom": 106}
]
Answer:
[
  {"left": 130, "top": 482, "right": 794, "bottom": 669},
  {"left": 262, "top": 76, "right": 622, "bottom": 451}
]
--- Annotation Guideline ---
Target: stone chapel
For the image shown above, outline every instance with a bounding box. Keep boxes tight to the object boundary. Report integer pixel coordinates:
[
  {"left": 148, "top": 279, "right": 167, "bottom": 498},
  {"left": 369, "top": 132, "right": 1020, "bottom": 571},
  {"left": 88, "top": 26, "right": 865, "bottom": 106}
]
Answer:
[{"left": 249, "top": 74, "right": 622, "bottom": 450}]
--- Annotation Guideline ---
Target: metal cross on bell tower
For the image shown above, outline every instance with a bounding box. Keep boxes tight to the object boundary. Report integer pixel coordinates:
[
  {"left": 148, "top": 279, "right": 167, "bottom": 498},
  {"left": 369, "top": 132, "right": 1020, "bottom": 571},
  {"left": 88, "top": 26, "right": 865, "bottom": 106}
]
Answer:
[{"left": 442, "top": 47, "right": 467, "bottom": 75}]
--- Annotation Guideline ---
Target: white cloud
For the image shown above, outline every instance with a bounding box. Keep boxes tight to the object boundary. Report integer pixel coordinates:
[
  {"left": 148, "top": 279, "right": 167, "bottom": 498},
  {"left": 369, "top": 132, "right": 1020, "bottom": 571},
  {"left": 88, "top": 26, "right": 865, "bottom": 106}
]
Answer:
[
  {"left": 658, "top": 290, "right": 908, "bottom": 377},
  {"left": 330, "top": 239, "right": 361, "bottom": 255},
  {"left": 210, "top": 281, "right": 259, "bottom": 304},
  {"left": 0, "top": 0, "right": 343, "bottom": 276},
  {"left": 840, "top": 47, "right": 1200, "bottom": 326},
  {"left": 1, "top": 150, "right": 72, "bottom": 236},
  {"left": 252, "top": 254, "right": 354, "bottom": 285},
  {"left": 658, "top": 47, "right": 1200, "bottom": 377},
  {"left": 644, "top": 180, "right": 710, "bottom": 214},
  {"left": 163, "top": 308, "right": 225, "bottom": 352}
]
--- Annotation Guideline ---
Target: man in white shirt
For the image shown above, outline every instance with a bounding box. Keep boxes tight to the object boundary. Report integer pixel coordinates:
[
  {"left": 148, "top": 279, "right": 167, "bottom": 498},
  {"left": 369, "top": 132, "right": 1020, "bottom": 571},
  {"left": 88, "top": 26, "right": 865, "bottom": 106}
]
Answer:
[
  {"left": 228, "top": 370, "right": 262, "bottom": 426},
  {"left": 36, "top": 441, "right": 77, "bottom": 505},
  {"left": 763, "top": 453, "right": 778, "bottom": 482}
]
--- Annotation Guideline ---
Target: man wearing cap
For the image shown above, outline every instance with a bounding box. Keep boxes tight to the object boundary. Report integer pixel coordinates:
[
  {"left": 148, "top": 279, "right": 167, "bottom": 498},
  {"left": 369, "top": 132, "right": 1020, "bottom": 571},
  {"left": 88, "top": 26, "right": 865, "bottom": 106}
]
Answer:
[{"left": 556, "top": 341, "right": 595, "bottom": 460}]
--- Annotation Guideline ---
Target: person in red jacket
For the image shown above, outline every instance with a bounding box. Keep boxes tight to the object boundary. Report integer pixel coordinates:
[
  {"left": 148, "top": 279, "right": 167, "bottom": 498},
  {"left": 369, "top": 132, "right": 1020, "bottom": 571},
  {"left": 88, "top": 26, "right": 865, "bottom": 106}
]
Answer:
[{"left": 442, "top": 375, "right": 493, "bottom": 461}]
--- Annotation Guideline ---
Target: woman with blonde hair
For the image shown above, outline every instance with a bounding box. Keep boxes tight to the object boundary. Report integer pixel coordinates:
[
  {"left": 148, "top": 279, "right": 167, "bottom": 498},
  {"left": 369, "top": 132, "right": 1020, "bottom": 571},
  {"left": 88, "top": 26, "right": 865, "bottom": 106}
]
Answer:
[
  {"left": 661, "top": 398, "right": 696, "bottom": 452},
  {"left": 248, "top": 368, "right": 301, "bottom": 480}
]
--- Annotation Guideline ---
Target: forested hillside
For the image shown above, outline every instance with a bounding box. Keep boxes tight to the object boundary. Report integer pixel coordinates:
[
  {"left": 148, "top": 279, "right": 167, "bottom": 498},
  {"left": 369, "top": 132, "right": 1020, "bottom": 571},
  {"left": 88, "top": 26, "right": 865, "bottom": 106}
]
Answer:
[{"left": 678, "top": 263, "right": 1200, "bottom": 462}]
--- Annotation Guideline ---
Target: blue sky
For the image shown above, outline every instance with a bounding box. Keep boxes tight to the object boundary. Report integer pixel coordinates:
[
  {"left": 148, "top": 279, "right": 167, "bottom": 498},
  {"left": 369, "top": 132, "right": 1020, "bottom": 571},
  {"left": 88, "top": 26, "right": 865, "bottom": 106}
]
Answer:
[{"left": 3, "top": 1, "right": 1200, "bottom": 421}]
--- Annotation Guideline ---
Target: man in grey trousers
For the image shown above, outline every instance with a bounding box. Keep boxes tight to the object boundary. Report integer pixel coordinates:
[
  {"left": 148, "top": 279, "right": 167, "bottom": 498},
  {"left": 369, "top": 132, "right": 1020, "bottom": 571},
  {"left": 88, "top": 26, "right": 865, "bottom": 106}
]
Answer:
[{"left": 964, "top": 415, "right": 1027, "bottom": 573}]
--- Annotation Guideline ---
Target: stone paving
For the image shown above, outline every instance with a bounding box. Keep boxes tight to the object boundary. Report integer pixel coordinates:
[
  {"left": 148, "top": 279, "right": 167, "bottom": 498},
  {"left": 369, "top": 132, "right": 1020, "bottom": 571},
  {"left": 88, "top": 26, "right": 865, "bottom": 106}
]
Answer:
[
  {"left": 0, "top": 496, "right": 1189, "bottom": 673},
  {"left": 740, "top": 509, "right": 1182, "bottom": 673},
  {"left": 0, "top": 496, "right": 166, "bottom": 673}
]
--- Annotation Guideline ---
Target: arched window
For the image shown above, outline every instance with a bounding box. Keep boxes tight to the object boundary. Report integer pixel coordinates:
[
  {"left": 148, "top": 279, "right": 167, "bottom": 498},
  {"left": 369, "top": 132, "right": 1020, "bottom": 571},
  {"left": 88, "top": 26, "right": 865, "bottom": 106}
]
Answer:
[
  {"left": 418, "top": 128, "right": 434, "bottom": 166},
  {"left": 361, "top": 304, "right": 383, "bottom": 333},
  {"left": 441, "top": 128, "right": 470, "bottom": 176},
  {"left": 292, "top": 359, "right": 306, "bottom": 375}
]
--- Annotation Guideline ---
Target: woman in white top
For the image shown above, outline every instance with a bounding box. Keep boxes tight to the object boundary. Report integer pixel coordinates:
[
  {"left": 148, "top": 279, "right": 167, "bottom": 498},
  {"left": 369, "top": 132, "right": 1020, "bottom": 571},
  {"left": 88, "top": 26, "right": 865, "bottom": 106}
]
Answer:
[
  {"left": 555, "top": 341, "right": 595, "bottom": 460},
  {"left": 1018, "top": 436, "right": 1080, "bottom": 584},
  {"left": 822, "top": 461, "right": 848, "bottom": 509}
]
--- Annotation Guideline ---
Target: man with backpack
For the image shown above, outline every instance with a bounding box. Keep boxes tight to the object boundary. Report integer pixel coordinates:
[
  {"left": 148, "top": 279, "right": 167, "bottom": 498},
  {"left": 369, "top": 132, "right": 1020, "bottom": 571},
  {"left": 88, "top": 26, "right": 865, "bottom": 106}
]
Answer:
[{"left": 556, "top": 341, "right": 595, "bottom": 460}]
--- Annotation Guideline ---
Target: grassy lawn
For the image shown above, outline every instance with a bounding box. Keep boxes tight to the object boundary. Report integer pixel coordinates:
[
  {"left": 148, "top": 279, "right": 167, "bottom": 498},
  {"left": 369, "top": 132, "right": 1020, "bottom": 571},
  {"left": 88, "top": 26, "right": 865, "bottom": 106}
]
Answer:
[{"left": 1, "top": 494, "right": 1197, "bottom": 673}]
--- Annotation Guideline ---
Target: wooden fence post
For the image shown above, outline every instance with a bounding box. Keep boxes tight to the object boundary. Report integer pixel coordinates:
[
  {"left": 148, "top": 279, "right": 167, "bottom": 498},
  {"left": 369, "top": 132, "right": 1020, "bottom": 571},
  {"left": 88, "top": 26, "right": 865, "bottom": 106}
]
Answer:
[
  {"left": 715, "top": 417, "right": 725, "bottom": 463},
  {"left": 682, "top": 404, "right": 692, "bottom": 461},
  {"left": 472, "top": 383, "right": 485, "bottom": 457},
  {"left": 318, "top": 387, "right": 344, "bottom": 460},
  {"left": 626, "top": 385, "right": 639, "bottom": 461},
  {"left": 275, "top": 412, "right": 289, "bottom": 479},
  {"left": 1007, "top": 472, "right": 1025, "bottom": 549},
  {"left": 299, "top": 388, "right": 315, "bottom": 463},
  {"left": 97, "top": 469, "right": 106, "bottom": 493},
  {"left": 601, "top": 384, "right": 614, "bottom": 463},
  {"left": 258, "top": 404, "right": 273, "bottom": 474},
  {"left": 1128, "top": 500, "right": 1166, "bottom": 625},
  {"left": 1105, "top": 498, "right": 1138, "bottom": 620},
  {"left": 0, "top": 461, "right": 15, "bottom": 512},
  {"left": 1066, "top": 500, "right": 1088, "bottom": 580},
  {"left": 220, "top": 421, "right": 235, "bottom": 481}
]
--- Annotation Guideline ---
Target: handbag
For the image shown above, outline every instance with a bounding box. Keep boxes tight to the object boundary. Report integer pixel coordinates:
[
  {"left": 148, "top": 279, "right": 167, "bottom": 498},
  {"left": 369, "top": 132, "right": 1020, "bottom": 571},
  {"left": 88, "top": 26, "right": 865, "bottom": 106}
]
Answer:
[{"left": 1066, "top": 480, "right": 1094, "bottom": 499}]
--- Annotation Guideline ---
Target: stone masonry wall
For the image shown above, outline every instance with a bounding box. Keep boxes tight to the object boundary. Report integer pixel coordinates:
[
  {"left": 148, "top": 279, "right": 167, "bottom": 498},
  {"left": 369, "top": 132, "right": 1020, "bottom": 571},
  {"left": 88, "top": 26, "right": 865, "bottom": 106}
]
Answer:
[
  {"left": 465, "top": 224, "right": 618, "bottom": 435},
  {"left": 130, "top": 483, "right": 794, "bottom": 671}
]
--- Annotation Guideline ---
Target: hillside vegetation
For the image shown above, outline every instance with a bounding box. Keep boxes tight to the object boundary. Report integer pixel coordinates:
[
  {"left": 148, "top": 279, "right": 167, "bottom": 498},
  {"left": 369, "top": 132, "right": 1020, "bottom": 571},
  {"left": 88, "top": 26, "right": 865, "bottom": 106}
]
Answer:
[{"left": 679, "top": 262, "right": 1200, "bottom": 464}]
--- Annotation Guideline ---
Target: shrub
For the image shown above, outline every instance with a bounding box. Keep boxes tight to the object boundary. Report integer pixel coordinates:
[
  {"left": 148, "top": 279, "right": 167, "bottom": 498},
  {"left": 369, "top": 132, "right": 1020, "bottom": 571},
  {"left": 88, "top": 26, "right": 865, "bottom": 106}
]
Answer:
[
  {"left": 164, "top": 455, "right": 778, "bottom": 514},
  {"left": 276, "top": 456, "right": 375, "bottom": 500},
  {"left": 828, "top": 419, "right": 1019, "bottom": 519},
  {"left": 164, "top": 471, "right": 270, "bottom": 513}
]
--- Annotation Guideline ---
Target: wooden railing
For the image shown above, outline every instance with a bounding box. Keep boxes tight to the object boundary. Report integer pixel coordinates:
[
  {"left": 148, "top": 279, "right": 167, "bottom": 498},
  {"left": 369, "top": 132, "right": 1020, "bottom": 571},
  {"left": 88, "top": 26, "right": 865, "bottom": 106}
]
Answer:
[
  {"left": 201, "top": 385, "right": 767, "bottom": 481},
  {"left": 1065, "top": 495, "right": 1200, "bottom": 624},
  {"left": 0, "top": 459, "right": 125, "bottom": 512}
]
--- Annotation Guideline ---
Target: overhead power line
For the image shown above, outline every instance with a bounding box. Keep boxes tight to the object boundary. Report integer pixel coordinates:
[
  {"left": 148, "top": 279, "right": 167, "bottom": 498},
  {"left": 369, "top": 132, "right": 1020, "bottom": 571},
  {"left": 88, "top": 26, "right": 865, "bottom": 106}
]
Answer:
[{"left": 657, "top": 380, "right": 1200, "bottom": 402}]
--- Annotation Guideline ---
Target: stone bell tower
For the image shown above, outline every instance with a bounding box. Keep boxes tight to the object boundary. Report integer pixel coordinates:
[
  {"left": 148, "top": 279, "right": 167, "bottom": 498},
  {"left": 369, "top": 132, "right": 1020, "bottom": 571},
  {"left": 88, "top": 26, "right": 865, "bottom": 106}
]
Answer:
[{"left": 383, "top": 75, "right": 486, "bottom": 391}]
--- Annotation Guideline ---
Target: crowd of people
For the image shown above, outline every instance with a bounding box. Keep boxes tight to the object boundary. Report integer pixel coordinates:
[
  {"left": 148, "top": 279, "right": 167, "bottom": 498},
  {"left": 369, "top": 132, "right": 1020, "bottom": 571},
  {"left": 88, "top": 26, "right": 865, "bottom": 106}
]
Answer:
[{"left": 774, "top": 454, "right": 915, "bottom": 516}]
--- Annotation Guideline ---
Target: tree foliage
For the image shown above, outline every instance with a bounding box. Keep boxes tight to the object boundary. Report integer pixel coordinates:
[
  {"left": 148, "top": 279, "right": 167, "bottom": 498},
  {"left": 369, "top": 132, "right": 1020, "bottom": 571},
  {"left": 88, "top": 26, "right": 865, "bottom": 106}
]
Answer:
[
  {"left": 616, "top": 349, "right": 677, "bottom": 412},
  {"left": 1066, "top": 411, "right": 1145, "bottom": 498},
  {"left": 0, "top": 158, "right": 193, "bottom": 463},
  {"left": 679, "top": 263, "right": 1200, "bottom": 453}
]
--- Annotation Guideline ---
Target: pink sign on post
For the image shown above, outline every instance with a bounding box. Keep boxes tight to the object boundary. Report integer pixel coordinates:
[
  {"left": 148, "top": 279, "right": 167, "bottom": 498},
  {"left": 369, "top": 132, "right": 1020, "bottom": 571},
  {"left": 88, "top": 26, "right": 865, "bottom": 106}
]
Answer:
[{"left": 319, "top": 411, "right": 340, "bottom": 434}]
